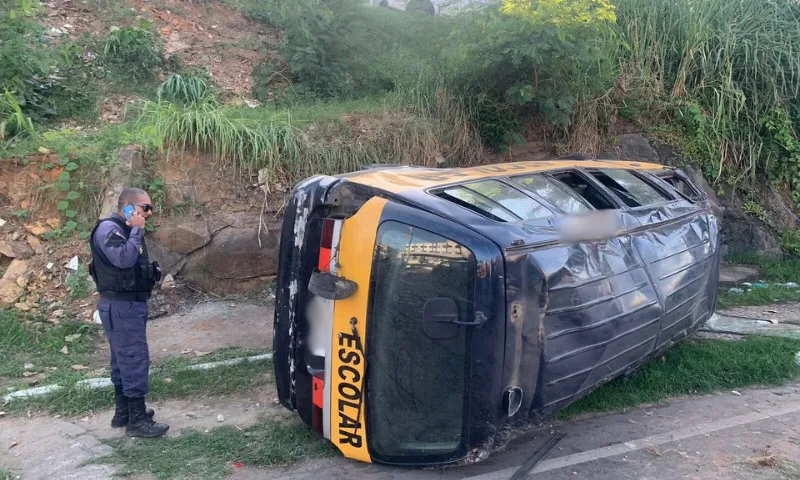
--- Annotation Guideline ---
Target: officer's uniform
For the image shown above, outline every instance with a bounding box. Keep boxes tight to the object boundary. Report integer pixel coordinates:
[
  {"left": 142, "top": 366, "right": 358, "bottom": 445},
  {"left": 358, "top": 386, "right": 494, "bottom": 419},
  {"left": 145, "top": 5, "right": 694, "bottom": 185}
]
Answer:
[{"left": 89, "top": 213, "right": 167, "bottom": 436}]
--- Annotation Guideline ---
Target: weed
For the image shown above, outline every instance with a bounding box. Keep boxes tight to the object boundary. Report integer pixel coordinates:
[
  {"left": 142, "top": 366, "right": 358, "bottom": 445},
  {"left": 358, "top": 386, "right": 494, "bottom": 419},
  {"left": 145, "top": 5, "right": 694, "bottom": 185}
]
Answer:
[
  {"left": 0, "top": 89, "right": 36, "bottom": 141},
  {"left": 0, "top": 0, "right": 51, "bottom": 121},
  {"left": 2, "top": 349, "right": 274, "bottom": 415},
  {"left": 718, "top": 285, "right": 800, "bottom": 309},
  {"left": 0, "top": 468, "right": 19, "bottom": 480},
  {"left": 100, "top": 417, "right": 335, "bottom": 479},
  {"left": 616, "top": 0, "right": 800, "bottom": 188},
  {"left": 100, "top": 20, "right": 163, "bottom": 83},
  {"left": 717, "top": 252, "right": 800, "bottom": 307},
  {"left": 4, "top": 124, "right": 142, "bottom": 235},
  {"left": 782, "top": 229, "right": 800, "bottom": 257},
  {"left": 66, "top": 265, "right": 93, "bottom": 300},
  {"left": 138, "top": 86, "right": 483, "bottom": 182},
  {"left": 156, "top": 73, "right": 211, "bottom": 105},
  {"left": 743, "top": 200, "right": 769, "bottom": 224},
  {"left": 11, "top": 209, "right": 28, "bottom": 219},
  {"left": 559, "top": 336, "right": 800, "bottom": 417},
  {"left": 245, "top": 0, "right": 453, "bottom": 99},
  {"left": 0, "top": 308, "right": 97, "bottom": 386}
]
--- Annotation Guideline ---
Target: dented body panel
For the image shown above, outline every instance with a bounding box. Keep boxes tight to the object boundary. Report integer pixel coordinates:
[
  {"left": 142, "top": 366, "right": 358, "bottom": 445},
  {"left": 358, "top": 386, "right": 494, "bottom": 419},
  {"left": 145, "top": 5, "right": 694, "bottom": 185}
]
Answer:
[{"left": 273, "top": 159, "right": 720, "bottom": 466}]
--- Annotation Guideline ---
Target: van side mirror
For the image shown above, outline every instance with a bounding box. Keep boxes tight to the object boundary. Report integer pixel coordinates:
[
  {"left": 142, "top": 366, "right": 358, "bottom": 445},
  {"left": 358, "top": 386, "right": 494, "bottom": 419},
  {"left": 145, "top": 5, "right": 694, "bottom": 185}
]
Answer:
[{"left": 422, "top": 297, "right": 460, "bottom": 340}]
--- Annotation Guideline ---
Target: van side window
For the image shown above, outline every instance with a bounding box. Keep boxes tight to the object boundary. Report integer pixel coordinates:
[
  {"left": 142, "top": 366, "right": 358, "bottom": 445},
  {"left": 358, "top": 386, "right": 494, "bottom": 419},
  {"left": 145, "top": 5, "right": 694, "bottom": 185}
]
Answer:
[
  {"left": 513, "top": 174, "right": 594, "bottom": 214},
  {"left": 588, "top": 169, "right": 671, "bottom": 208},
  {"left": 658, "top": 173, "right": 701, "bottom": 202},
  {"left": 438, "top": 180, "right": 552, "bottom": 222},
  {"left": 550, "top": 171, "right": 616, "bottom": 210}
]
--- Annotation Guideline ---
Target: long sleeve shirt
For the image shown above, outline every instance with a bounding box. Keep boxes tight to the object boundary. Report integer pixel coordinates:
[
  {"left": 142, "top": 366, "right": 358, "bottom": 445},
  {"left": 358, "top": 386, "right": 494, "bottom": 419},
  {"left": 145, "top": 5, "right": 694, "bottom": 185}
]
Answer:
[{"left": 92, "top": 213, "right": 144, "bottom": 269}]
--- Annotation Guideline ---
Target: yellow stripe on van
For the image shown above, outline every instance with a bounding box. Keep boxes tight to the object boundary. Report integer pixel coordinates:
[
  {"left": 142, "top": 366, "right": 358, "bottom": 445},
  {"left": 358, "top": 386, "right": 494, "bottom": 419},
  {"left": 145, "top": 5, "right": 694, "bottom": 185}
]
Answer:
[
  {"left": 346, "top": 159, "right": 667, "bottom": 194},
  {"left": 330, "top": 196, "right": 387, "bottom": 463}
]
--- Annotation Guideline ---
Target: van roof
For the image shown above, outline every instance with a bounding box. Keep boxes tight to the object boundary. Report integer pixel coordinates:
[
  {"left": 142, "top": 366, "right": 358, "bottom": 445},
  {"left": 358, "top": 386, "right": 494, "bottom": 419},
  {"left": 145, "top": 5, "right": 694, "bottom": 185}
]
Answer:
[{"left": 344, "top": 159, "right": 668, "bottom": 193}]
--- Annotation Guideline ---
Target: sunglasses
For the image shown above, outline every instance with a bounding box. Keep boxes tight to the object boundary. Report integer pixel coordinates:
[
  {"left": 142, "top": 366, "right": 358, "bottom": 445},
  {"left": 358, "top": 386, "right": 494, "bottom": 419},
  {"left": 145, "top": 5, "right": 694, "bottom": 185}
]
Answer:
[{"left": 135, "top": 203, "right": 154, "bottom": 212}]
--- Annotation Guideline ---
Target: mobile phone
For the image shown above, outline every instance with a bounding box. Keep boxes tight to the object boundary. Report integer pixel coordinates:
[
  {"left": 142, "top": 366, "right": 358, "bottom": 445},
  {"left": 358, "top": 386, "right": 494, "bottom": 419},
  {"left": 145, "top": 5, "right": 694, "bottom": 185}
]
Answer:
[{"left": 122, "top": 204, "right": 136, "bottom": 221}]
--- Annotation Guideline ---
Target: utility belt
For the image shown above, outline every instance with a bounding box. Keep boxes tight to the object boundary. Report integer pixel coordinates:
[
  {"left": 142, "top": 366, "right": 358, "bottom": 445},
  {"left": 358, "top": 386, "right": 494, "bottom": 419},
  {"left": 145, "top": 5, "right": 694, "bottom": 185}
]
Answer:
[{"left": 100, "top": 291, "right": 152, "bottom": 302}]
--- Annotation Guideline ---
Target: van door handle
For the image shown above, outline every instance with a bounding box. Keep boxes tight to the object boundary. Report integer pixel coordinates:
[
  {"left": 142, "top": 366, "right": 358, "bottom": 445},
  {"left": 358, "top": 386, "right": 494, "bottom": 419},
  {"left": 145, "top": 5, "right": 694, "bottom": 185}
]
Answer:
[{"left": 452, "top": 311, "right": 489, "bottom": 327}]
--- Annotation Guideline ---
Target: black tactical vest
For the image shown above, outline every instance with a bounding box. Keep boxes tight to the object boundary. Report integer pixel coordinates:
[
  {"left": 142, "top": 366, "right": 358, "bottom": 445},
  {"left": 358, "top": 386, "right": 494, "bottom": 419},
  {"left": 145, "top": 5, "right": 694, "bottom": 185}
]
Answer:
[{"left": 88, "top": 216, "right": 160, "bottom": 301}]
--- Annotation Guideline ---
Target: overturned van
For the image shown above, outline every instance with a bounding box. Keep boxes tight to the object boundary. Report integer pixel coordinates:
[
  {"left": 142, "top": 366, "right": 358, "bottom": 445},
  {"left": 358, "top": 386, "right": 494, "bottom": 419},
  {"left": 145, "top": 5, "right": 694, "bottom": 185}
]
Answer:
[{"left": 273, "top": 159, "right": 720, "bottom": 466}]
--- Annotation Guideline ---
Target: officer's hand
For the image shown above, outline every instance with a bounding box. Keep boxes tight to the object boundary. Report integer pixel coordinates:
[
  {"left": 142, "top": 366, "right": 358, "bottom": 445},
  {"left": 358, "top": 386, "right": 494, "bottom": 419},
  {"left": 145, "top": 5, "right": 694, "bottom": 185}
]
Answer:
[{"left": 127, "top": 212, "right": 146, "bottom": 228}]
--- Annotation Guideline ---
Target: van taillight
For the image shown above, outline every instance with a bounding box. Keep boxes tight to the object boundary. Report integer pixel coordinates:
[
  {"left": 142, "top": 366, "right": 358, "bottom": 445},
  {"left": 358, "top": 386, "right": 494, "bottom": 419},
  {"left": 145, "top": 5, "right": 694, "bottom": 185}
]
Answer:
[{"left": 319, "top": 218, "right": 335, "bottom": 272}]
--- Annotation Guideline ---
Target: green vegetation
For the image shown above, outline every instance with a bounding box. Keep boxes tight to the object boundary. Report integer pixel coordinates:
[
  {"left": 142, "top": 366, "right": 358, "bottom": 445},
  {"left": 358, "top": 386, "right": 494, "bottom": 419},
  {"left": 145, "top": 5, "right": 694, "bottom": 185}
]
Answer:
[
  {"left": 718, "top": 253, "right": 800, "bottom": 307},
  {"left": 139, "top": 84, "right": 482, "bottom": 181},
  {"left": 0, "top": 308, "right": 97, "bottom": 389},
  {"left": 100, "top": 417, "right": 335, "bottom": 480},
  {"left": 66, "top": 265, "right": 93, "bottom": 300},
  {"left": 100, "top": 21, "right": 163, "bottom": 83},
  {"left": 1, "top": 0, "right": 800, "bottom": 244},
  {"left": 0, "top": 0, "right": 167, "bottom": 138},
  {"left": 2, "top": 327, "right": 274, "bottom": 415},
  {"left": 560, "top": 336, "right": 800, "bottom": 417},
  {"left": 0, "top": 468, "right": 19, "bottom": 480}
]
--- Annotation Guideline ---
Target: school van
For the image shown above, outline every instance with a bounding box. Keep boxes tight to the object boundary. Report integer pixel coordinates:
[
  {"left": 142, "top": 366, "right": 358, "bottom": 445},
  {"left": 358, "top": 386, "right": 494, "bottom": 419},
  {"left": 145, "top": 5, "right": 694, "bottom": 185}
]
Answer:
[{"left": 272, "top": 159, "right": 720, "bottom": 466}]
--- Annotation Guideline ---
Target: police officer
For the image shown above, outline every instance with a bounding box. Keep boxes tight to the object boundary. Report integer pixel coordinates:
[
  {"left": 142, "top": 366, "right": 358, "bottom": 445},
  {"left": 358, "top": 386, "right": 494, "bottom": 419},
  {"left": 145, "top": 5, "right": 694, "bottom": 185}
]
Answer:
[{"left": 89, "top": 187, "right": 169, "bottom": 438}]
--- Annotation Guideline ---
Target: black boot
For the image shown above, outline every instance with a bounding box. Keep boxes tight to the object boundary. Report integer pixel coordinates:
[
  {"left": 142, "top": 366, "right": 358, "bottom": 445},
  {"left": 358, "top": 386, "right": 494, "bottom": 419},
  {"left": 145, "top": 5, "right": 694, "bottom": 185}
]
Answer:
[
  {"left": 111, "top": 386, "right": 154, "bottom": 428},
  {"left": 125, "top": 397, "right": 169, "bottom": 438}
]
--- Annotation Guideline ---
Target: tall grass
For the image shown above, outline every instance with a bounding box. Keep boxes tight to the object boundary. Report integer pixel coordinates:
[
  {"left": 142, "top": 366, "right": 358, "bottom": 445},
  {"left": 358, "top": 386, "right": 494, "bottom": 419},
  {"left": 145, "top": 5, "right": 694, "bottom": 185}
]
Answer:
[
  {"left": 616, "top": 0, "right": 800, "bottom": 184},
  {"left": 139, "top": 86, "right": 484, "bottom": 184}
]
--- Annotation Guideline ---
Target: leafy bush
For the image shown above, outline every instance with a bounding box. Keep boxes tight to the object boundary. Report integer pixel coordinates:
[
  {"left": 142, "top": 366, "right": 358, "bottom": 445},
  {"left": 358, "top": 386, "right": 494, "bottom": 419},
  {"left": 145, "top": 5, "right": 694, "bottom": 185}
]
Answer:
[
  {"left": 0, "top": 0, "right": 52, "bottom": 121},
  {"left": 443, "top": 1, "right": 619, "bottom": 149},
  {"left": 247, "top": 0, "right": 452, "bottom": 100},
  {"left": 782, "top": 228, "right": 800, "bottom": 257},
  {"left": 100, "top": 21, "right": 163, "bottom": 82}
]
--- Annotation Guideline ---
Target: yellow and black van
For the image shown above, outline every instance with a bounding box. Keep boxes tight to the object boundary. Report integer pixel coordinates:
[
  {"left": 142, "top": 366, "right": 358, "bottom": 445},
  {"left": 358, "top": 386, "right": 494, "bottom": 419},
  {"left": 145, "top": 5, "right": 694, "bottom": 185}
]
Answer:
[{"left": 273, "top": 159, "right": 720, "bottom": 466}]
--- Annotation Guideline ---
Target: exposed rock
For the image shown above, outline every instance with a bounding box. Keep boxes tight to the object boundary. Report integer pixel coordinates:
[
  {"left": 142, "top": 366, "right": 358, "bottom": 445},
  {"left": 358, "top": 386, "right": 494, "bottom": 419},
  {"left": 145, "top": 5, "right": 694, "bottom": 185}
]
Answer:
[
  {"left": 23, "top": 222, "right": 51, "bottom": 236},
  {"left": 406, "top": 0, "right": 436, "bottom": 15},
  {"left": 46, "top": 217, "right": 61, "bottom": 230},
  {"left": 0, "top": 260, "right": 30, "bottom": 304},
  {"left": 598, "top": 133, "right": 661, "bottom": 164},
  {"left": 146, "top": 238, "right": 187, "bottom": 277},
  {"left": 99, "top": 146, "right": 145, "bottom": 219},
  {"left": 26, "top": 235, "right": 43, "bottom": 254},
  {"left": 165, "top": 40, "right": 190, "bottom": 54},
  {"left": 720, "top": 210, "right": 782, "bottom": 257},
  {"left": 719, "top": 264, "right": 761, "bottom": 285},
  {"left": 182, "top": 222, "right": 280, "bottom": 285},
  {"left": 152, "top": 220, "right": 211, "bottom": 255},
  {"left": 0, "top": 240, "right": 33, "bottom": 259}
]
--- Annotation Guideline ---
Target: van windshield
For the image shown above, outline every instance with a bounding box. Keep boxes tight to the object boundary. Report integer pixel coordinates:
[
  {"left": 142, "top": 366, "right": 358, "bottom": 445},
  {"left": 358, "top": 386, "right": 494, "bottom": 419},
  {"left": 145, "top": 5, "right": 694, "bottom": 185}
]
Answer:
[{"left": 367, "top": 221, "right": 473, "bottom": 462}]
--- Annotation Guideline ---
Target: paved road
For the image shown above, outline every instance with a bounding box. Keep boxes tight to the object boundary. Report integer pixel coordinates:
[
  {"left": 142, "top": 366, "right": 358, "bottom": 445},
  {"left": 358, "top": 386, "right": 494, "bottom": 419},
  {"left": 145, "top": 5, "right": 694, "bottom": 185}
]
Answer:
[
  {"left": 3, "top": 379, "right": 798, "bottom": 479},
  {"left": 254, "top": 382, "right": 800, "bottom": 480}
]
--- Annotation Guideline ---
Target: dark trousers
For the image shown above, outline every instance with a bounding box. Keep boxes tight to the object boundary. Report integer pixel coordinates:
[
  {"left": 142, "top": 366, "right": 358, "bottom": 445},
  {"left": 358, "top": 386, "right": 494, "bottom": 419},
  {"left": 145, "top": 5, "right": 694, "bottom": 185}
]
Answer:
[{"left": 98, "top": 298, "right": 150, "bottom": 398}]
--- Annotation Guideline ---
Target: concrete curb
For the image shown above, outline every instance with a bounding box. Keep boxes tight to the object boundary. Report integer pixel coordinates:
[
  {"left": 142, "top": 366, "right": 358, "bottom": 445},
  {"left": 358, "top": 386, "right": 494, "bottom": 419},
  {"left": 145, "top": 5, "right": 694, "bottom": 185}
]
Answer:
[{"left": 2, "top": 353, "right": 273, "bottom": 403}]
